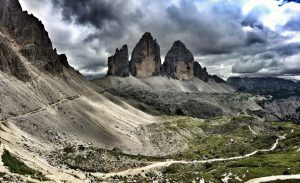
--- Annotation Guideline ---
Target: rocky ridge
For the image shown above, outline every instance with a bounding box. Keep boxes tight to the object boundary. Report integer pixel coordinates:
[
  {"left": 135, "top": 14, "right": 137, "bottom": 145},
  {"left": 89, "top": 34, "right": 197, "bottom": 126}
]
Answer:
[
  {"left": 130, "top": 32, "right": 161, "bottom": 77},
  {"left": 0, "top": 0, "right": 71, "bottom": 80},
  {"left": 107, "top": 45, "right": 129, "bottom": 77},
  {"left": 107, "top": 32, "right": 224, "bottom": 83},
  {"left": 163, "top": 40, "right": 194, "bottom": 80}
]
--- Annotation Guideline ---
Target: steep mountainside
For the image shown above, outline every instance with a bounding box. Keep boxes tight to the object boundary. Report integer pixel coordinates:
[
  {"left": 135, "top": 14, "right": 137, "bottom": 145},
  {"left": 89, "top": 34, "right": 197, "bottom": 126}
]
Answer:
[{"left": 94, "top": 76, "right": 260, "bottom": 119}]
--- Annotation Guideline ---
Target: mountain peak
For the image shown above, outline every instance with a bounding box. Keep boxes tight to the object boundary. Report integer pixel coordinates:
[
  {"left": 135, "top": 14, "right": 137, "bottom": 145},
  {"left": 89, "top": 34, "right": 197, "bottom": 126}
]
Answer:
[
  {"left": 163, "top": 40, "right": 194, "bottom": 80},
  {"left": 130, "top": 32, "right": 161, "bottom": 77},
  {"left": 107, "top": 44, "right": 129, "bottom": 77},
  {"left": 142, "top": 32, "right": 153, "bottom": 39},
  {"left": 0, "top": 0, "right": 72, "bottom": 80},
  {"left": 173, "top": 40, "right": 186, "bottom": 47}
]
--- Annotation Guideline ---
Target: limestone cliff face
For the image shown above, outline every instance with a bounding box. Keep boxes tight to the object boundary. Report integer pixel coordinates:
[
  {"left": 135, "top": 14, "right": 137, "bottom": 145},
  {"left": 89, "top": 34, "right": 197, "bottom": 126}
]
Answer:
[
  {"left": 0, "top": 0, "right": 69, "bottom": 75},
  {"left": 107, "top": 45, "right": 129, "bottom": 77},
  {"left": 0, "top": 35, "right": 30, "bottom": 81},
  {"left": 193, "top": 62, "right": 202, "bottom": 79},
  {"left": 163, "top": 41, "right": 194, "bottom": 80},
  {"left": 130, "top": 32, "right": 161, "bottom": 77},
  {"left": 193, "top": 62, "right": 209, "bottom": 82}
]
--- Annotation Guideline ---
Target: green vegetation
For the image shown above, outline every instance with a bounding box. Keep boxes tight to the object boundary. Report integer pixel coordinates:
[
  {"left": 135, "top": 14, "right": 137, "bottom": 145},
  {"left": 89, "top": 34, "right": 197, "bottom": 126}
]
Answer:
[
  {"left": 2, "top": 150, "right": 48, "bottom": 181},
  {"left": 152, "top": 150, "right": 300, "bottom": 183},
  {"left": 154, "top": 121, "right": 300, "bottom": 182},
  {"left": 160, "top": 115, "right": 276, "bottom": 160}
]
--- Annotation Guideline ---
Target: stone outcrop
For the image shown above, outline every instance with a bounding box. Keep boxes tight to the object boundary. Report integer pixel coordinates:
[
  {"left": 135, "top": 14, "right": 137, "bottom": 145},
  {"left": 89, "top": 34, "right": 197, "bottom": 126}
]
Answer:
[
  {"left": 163, "top": 41, "right": 194, "bottom": 80},
  {"left": 201, "top": 67, "right": 209, "bottom": 82},
  {"left": 0, "top": 0, "right": 69, "bottom": 75},
  {"left": 193, "top": 62, "right": 209, "bottom": 82},
  {"left": 107, "top": 45, "right": 129, "bottom": 77},
  {"left": 129, "top": 32, "right": 161, "bottom": 77},
  {"left": 209, "top": 75, "right": 226, "bottom": 83},
  {"left": 0, "top": 37, "right": 30, "bottom": 81}
]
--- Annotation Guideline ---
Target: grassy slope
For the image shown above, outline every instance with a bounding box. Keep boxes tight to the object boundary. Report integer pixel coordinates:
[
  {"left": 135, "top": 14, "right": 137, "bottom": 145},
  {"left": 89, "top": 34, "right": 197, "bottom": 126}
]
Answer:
[
  {"left": 162, "top": 115, "right": 277, "bottom": 160},
  {"left": 2, "top": 150, "right": 48, "bottom": 181},
  {"left": 104, "top": 118, "right": 300, "bottom": 183},
  {"left": 154, "top": 121, "right": 300, "bottom": 183}
]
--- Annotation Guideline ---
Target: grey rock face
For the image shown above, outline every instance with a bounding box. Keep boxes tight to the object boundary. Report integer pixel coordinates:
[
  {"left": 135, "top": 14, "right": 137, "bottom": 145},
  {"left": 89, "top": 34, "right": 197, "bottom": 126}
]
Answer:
[
  {"left": 263, "top": 96, "right": 300, "bottom": 123},
  {"left": 163, "top": 41, "right": 194, "bottom": 80},
  {"left": 107, "top": 45, "right": 129, "bottom": 77},
  {"left": 209, "top": 75, "right": 226, "bottom": 83},
  {"left": 193, "top": 62, "right": 203, "bottom": 80},
  {"left": 130, "top": 32, "right": 161, "bottom": 77},
  {"left": 0, "top": 40, "right": 30, "bottom": 81},
  {"left": 202, "top": 67, "right": 209, "bottom": 82},
  {"left": 58, "top": 53, "right": 70, "bottom": 69},
  {"left": 0, "top": 0, "right": 68, "bottom": 74}
]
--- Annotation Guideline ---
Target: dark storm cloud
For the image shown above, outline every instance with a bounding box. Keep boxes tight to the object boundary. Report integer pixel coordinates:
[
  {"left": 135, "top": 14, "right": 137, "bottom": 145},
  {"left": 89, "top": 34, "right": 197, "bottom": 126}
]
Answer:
[
  {"left": 245, "top": 31, "right": 267, "bottom": 45},
  {"left": 52, "top": 0, "right": 123, "bottom": 28},
  {"left": 277, "top": 0, "right": 300, "bottom": 6},
  {"left": 51, "top": 0, "right": 143, "bottom": 42}
]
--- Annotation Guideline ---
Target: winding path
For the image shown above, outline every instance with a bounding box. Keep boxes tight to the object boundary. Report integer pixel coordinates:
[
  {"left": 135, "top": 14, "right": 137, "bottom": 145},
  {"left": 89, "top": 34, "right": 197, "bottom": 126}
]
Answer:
[
  {"left": 245, "top": 174, "right": 300, "bottom": 183},
  {"left": 249, "top": 125, "right": 258, "bottom": 136},
  {"left": 93, "top": 135, "right": 287, "bottom": 179},
  {"left": 0, "top": 91, "right": 104, "bottom": 124},
  {"left": 0, "top": 95, "right": 79, "bottom": 124}
]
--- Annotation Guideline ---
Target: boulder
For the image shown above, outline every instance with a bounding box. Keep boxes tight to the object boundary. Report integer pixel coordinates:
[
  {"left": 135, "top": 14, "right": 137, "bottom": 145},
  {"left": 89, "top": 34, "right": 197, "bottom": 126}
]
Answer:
[
  {"left": 107, "top": 45, "right": 129, "bottom": 77},
  {"left": 163, "top": 41, "right": 194, "bottom": 80},
  {"left": 130, "top": 32, "right": 161, "bottom": 77}
]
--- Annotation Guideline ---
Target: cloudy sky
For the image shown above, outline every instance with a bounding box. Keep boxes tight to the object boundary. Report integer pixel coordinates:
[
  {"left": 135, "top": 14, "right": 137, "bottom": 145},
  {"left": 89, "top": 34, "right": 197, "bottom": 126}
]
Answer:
[{"left": 19, "top": 0, "right": 300, "bottom": 80}]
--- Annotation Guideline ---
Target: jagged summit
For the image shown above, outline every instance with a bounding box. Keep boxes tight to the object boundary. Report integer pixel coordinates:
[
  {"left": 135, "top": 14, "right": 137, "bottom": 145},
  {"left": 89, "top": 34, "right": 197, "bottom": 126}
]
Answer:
[
  {"left": 107, "top": 44, "right": 129, "bottom": 77},
  {"left": 129, "top": 32, "right": 161, "bottom": 77},
  {"left": 172, "top": 40, "right": 187, "bottom": 47},
  {"left": 141, "top": 32, "right": 153, "bottom": 39},
  {"left": 106, "top": 32, "right": 223, "bottom": 83},
  {"left": 163, "top": 40, "right": 194, "bottom": 80},
  {"left": 0, "top": 0, "right": 71, "bottom": 80},
  {"left": 193, "top": 61, "right": 209, "bottom": 82}
]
